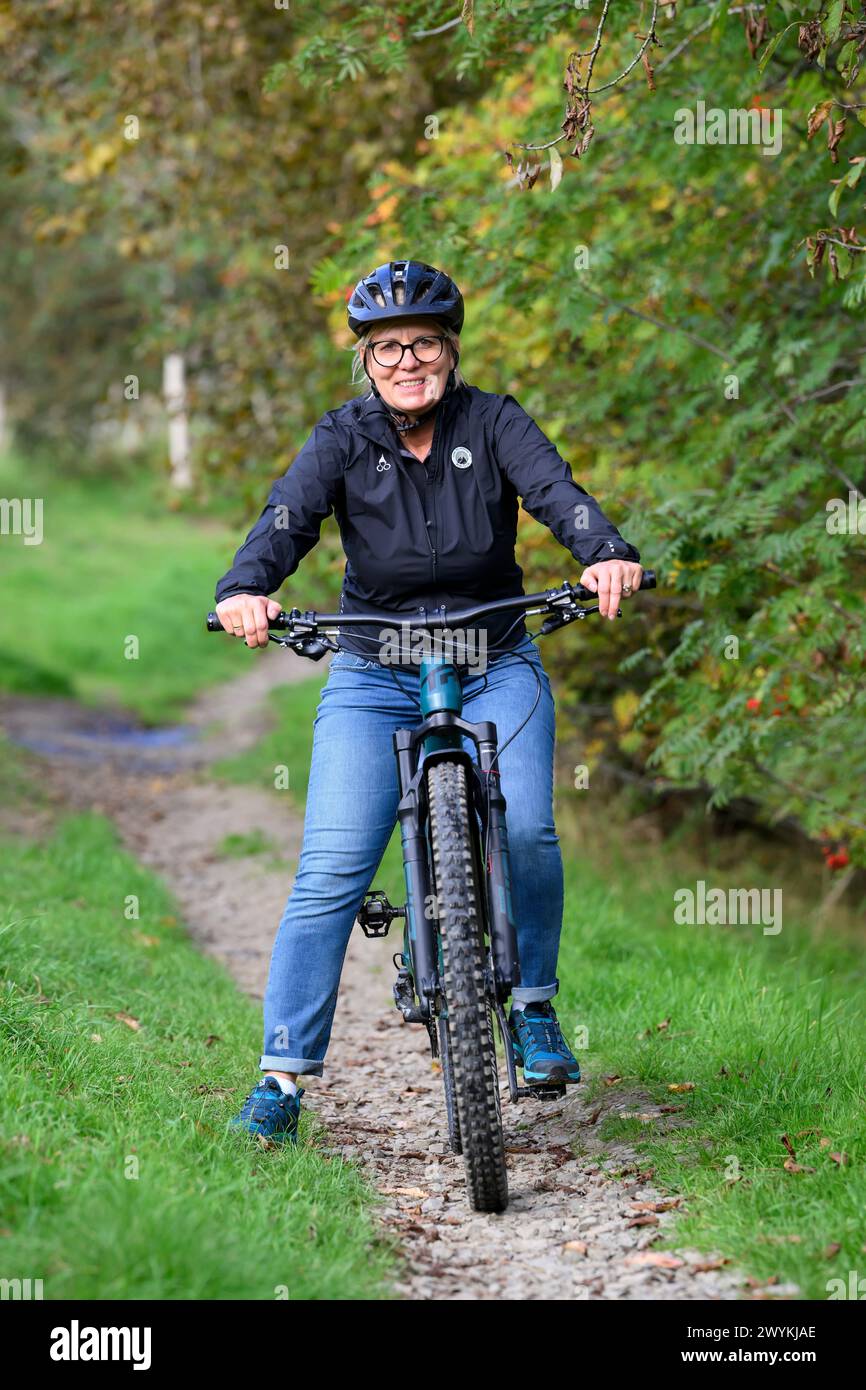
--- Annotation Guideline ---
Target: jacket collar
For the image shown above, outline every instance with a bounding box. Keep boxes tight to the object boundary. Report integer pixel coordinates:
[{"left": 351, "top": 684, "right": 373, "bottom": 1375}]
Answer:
[{"left": 351, "top": 380, "right": 468, "bottom": 449}]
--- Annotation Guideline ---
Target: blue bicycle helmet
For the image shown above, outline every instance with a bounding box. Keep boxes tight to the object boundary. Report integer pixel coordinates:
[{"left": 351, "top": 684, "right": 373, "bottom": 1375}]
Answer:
[{"left": 347, "top": 260, "right": 464, "bottom": 336}]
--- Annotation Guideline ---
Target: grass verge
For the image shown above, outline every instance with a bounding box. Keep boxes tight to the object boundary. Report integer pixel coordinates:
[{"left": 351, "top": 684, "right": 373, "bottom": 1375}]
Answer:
[
  {"left": 555, "top": 845, "right": 866, "bottom": 1299},
  {"left": 0, "top": 807, "right": 398, "bottom": 1300}
]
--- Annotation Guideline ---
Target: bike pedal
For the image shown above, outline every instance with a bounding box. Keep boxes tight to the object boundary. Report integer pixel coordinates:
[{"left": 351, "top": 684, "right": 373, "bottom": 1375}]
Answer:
[
  {"left": 357, "top": 890, "right": 405, "bottom": 938},
  {"left": 518, "top": 1083, "right": 568, "bottom": 1101}
]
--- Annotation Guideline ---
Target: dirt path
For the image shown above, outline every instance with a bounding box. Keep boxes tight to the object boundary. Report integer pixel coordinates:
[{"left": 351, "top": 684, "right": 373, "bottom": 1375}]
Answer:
[{"left": 1, "top": 656, "right": 777, "bottom": 1301}]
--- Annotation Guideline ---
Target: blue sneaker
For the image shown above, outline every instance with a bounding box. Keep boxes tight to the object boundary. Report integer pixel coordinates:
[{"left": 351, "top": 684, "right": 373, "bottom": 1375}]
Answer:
[
  {"left": 509, "top": 1001, "right": 581, "bottom": 1085},
  {"left": 229, "top": 1076, "right": 305, "bottom": 1145}
]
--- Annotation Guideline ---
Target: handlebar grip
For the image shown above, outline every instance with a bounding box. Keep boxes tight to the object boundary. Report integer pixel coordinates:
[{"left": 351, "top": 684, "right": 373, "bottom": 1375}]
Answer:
[
  {"left": 206, "top": 613, "right": 224, "bottom": 631},
  {"left": 572, "top": 567, "right": 655, "bottom": 600}
]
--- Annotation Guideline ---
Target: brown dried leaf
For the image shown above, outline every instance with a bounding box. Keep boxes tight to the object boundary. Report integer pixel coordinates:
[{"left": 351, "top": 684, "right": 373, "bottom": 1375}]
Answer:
[
  {"left": 623, "top": 1252, "right": 684, "bottom": 1269},
  {"left": 114, "top": 1011, "right": 141, "bottom": 1030},
  {"left": 667, "top": 1082, "right": 695, "bottom": 1093},
  {"left": 602, "top": 1074, "right": 623, "bottom": 1087},
  {"left": 780, "top": 1133, "right": 797, "bottom": 1159},
  {"left": 828, "top": 116, "right": 847, "bottom": 164},
  {"left": 563, "top": 1239, "right": 588, "bottom": 1255},
  {"left": 829, "top": 1152, "right": 849, "bottom": 1166},
  {"left": 641, "top": 49, "right": 656, "bottom": 93},
  {"left": 461, "top": 0, "right": 475, "bottom": 38},
  {"left": 626, "top": 1213, "right": 660, "bottom": 1228}
]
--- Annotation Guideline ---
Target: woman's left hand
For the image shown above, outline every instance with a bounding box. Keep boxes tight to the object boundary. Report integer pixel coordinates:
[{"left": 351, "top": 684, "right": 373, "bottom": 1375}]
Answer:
[{"left": 578, "top": 560, "right": 644, "bottom": 621}]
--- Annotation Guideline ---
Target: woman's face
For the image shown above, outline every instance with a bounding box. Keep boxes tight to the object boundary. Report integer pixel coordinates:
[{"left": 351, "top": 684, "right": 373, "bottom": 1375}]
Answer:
[{"left": 363, "top": 317, "right": 458, "bottom": 417}]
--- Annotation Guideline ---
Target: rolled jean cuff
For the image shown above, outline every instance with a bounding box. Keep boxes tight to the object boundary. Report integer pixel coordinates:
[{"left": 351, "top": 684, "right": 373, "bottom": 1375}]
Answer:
[
  {"left": 260, "top": 1054, "right": 324, "bottom": 1078},
  {"left": 511, "top": 979, "right": 559, "bottom": 1005}
]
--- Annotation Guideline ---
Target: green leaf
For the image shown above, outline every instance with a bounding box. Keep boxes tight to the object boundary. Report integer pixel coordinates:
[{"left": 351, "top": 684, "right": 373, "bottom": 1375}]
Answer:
[
  {"left": 757, "top": 23, "right": 798, "bottom": 76},
  {"left": 822, "top": 0, "right": 845, "bottom": 45}
]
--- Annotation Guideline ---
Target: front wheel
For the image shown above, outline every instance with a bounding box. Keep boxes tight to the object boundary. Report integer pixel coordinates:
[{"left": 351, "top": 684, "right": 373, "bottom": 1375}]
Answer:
[{"left": 427, "top": 759, "right": 508, "bottom": 1213}]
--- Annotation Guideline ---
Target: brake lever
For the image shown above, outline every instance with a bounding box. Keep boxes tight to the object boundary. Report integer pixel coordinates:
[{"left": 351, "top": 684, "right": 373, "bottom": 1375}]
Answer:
[{"left": 268, "top": 633, "right": 335, "bottom": 660}]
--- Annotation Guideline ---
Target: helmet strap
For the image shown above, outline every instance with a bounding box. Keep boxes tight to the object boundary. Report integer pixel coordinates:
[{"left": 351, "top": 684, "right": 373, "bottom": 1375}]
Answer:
[{"left": 364, "top": 349, "right": 459, "bottom": 435}]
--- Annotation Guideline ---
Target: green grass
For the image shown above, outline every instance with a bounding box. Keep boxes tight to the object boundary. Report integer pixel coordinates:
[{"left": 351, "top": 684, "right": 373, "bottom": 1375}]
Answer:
[
  {"left": 0, "top": 806, "right": 398, "bottom": 1300},
  {"left": 0, "top": 450, "right": 242, "bottom": 721},
  {"left": 554, "top": 838, "right": 866, "bottom": 1298},
  {"left": 221, "top": 699, "right": 866, "bottom": 1297}
]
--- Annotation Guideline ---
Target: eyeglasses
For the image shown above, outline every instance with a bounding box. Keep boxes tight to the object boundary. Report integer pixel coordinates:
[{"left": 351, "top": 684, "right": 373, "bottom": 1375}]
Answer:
[{"left": 366, "top": 334, "right": 446, "bottom": 368}]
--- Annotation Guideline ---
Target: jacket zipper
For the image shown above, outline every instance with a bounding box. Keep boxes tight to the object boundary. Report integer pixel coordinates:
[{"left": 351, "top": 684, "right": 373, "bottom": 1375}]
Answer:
[{"left": 426, "top": 407, "right": 441, "bottom": 585}]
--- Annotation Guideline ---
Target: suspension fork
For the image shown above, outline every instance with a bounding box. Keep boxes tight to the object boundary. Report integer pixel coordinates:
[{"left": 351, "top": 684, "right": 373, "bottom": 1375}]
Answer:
[
  {"left": 473, "top": 729, "right": 521, "bottom": 1000},
  {"left": 394, "top": 728, "right": 438, "bottom": 1014}
]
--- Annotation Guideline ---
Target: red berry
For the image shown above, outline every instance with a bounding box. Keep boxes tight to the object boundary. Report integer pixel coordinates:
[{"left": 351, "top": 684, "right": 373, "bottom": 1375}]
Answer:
[{"left": 746, "top": 697, "right": 761, "bottom": 712}]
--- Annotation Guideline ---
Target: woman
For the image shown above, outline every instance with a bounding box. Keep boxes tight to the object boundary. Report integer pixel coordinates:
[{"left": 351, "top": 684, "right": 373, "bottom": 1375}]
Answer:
[{"left": 214, "top": 259, "right": 642, "bottom": 1143}]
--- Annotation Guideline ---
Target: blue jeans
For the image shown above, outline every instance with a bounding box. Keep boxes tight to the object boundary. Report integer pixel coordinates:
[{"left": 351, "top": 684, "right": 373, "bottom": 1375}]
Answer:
[{"left": 260, "top": 633, "right": 564, "bottom": 1077}]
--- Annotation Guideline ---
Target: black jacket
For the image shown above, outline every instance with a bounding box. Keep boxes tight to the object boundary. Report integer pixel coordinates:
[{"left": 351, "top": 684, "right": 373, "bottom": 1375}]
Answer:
[{"left": 214, "top": 382, "right": 640, "bottom": 664}]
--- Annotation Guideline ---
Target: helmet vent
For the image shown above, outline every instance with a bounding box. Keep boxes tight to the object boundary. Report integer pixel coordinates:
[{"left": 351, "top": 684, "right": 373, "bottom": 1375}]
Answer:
[{"left": 412, "top": 277, "right": 434, "bottom": 301}]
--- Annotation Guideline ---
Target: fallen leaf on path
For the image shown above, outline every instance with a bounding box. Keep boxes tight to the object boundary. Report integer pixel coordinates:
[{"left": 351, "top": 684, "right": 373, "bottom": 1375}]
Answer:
[
  {"left": 823, "top": 1242, "right": 842, "bottom": 1258},
  {"left": 830, "top": 1152, "right": 850, "bottom": 1165},
  {"left": 630, "top": 1199, "right": 682, "bottom": 1213},
  {"left": 379, "top": 1186, "right": 429, "bottom": 1198},
  {"left": 562, "top": 1240, "right": 588, "bottom": 1255},
  {"left": 780, "top": 1133, "right": 797, "bottom": 1159},
  {"left": 114, "top": 1012, "right": 141, "bottom": 1031},
  {"left": 602, "top": 1074, "right": 623, "bottom": 1087},
  {"left": 626, "top": 1214, "right": 659, "bottom": 1228},
  {"left": 783, "top": 1159, "right": 816, "bottom": 1173},
  {"left": 667, "top": 1082, "right": 695, "bottom": 1092},
  {"left": 623, "top": 1252, "right": 684, "bottom": 1269},
  {"left": 691, "top": 1257, "right": 729, "bottom": 1272}
]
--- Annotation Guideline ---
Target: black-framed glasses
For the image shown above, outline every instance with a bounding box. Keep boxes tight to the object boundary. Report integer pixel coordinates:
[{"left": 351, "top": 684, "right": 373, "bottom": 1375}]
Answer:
[{"left": 366, "top": 334, "right": 446, "bottom": 368}]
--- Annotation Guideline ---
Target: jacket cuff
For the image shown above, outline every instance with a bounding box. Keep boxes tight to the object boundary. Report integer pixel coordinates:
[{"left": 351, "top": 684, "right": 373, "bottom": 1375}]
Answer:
[
  {"left": 214, "top": 580, "right": 271, "bottom": 604},
  {"left": 576, "top": 538, "right": 641, "bottom": 567}
]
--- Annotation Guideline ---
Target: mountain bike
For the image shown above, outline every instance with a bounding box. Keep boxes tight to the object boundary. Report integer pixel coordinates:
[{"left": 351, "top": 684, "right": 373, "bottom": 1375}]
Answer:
[{"left": 207, "top": 569, "right": 655, "bottom": 1211}]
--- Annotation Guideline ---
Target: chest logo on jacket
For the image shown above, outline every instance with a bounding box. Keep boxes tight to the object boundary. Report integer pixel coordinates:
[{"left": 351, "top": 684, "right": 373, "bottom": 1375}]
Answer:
[
  {"left": 376, "top": 454, "right": 391, "bottom": 472},
  {"left": 451, "top": 446, "right": 472, "bottom": 469}
]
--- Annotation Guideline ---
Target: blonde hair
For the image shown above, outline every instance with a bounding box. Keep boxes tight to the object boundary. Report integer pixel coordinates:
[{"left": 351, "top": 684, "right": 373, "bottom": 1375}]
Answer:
[{"left": 348, "top": 320, "right": 465, "bottom": 394}]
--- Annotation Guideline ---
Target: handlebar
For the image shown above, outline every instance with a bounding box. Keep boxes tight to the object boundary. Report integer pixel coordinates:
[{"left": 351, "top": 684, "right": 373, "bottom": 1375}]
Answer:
[{"left": 205, "top": 570, "right": 655, "bottom": 656}]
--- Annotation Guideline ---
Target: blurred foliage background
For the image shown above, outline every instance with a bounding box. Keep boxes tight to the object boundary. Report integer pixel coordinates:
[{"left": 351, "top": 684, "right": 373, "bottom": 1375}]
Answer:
[{"left": 0, "top": 0, "right": 864, "bottom": 882}]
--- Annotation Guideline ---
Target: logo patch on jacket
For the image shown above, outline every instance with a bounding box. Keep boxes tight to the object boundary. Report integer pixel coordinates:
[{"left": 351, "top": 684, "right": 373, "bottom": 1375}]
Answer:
[
  {"left": 451, "top": 446, "right": 472, "bottom": 469},
  {"left": 376, "top": 454, "right": 391, "bottom": 471}
]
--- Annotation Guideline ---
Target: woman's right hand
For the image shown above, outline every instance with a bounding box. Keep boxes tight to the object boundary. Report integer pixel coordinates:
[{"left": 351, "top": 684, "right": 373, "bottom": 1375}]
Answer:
[{"left": 215, "top": 594, "right": 283, "bottom": 648}]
